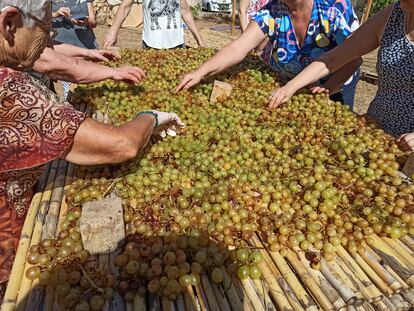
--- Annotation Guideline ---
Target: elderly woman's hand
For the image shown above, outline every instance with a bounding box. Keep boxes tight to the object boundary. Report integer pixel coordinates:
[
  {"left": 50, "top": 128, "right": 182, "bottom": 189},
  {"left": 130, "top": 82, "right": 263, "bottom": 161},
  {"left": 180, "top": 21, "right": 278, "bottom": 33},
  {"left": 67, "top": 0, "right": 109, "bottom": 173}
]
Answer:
[
  {"left": 397, "top": 133, "right": 414, "bottom": 152},
  {"left": 111, "top": 67, "right": 147, "bottom": 84},
  {"left": 86, "top": 49, "right": 121, "bottom": 62},
  {"left": 268, "top": 85, "right": 295, "bottom": 109}
]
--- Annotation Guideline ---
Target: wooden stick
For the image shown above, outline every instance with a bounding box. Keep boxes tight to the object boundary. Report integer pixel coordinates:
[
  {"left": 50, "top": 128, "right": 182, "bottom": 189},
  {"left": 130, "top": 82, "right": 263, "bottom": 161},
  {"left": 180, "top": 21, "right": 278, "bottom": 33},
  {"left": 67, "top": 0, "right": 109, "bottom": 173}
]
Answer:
[
  {"left": 210, "top": 281, "right": 231, "bottom": 311},
  {"left": 175, "top": 294, "right": 185, "bottom": 311},
  {"left": 381, "top": 237, "right": 414, "bottom": 272},
  {"left": 161, "top": 296, "right": 174, "bottom": 311},
  {"left": 291, "top": 250, "right": 340, "bottom": 311},
  {"left": 361, "top": 0, "right": 373, "bottom": 23},
  {"left": 148, "top": 294, "right": 161, "bottom": 311},
  {"left": 252, "top": 278, "right": 277, "bottom": 311},
  {"left": 336, "top": 247, "right": 384, "bottom": 301},
  {"left": 358, "top": 248, "right": 402, "bottom": 293},
  {"left": 231, "top": 0, "right": 236, "bottom": 35},
  {"left": 1, "top": 164, "right": 51, "bottom": 311},
  {"left": 401, "top": 288, "right": 414, "bottom": 306}
]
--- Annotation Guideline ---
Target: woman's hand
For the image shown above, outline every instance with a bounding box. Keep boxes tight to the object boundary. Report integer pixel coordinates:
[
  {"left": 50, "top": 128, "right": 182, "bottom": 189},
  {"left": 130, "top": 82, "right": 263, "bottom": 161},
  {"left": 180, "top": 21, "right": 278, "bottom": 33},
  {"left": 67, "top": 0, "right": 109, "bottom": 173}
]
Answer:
[
  {"left": 397, "top": 133, "right": 414, "bottom": 152},
  {"left": 85, "top": 17, "right": 97, "bottom": 29},
  {"left": 309, "top": 85, "right": 329, "bottom": 95},
  {"left": 111, "top": 67, "right": 147, "bottom": 84},
  {"left": 268, "top": 85, "right": 295, "bottom": 109},
  {"left": 104, "top": 31, "right": 118, "bottom": 48},
  {"left": 176, "top": 70, "right": 204, "bottom": 91},
  {"left": 86, "top": 49, "right": 121, "bottom": 62},
  {"left": 53, "top": 7, "right": 71, "bottom": 18}
]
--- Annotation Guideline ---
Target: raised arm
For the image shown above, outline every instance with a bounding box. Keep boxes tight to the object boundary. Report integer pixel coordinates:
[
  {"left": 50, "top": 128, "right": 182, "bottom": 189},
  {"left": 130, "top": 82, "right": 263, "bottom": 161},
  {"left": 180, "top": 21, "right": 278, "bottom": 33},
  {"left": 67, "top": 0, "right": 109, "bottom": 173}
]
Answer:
[
  {"left": 238, "top": 0, "right": 249, "bottom": 33},
  {"left": 180, "top": 0, "right": 205, "bottom": 47},
  {"left": 104, "top": 0, "right": 134, "bottom": 48},
  {"left": 176, "top": 21, "right": 266, "bottom": 90},
  {"left": 33, "top": 47, "right": 146, "bottom": 84},
  {"left": 86, "top": 0, "right": 97, "bottom": 28},
  {"left": 268, "top": 4, "right": 393, "bottom": 108}
]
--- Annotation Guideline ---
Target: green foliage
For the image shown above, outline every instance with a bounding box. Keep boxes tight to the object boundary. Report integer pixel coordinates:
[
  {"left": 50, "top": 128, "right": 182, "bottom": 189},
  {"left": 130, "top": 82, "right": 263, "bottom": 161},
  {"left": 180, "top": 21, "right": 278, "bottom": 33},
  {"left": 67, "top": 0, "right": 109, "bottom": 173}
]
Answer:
[
  {"left": 190, "top": 3, "right": 202, "bottom": 19},
  {"left": 371, "top": 0, "right": 394, "bottom": 15}
]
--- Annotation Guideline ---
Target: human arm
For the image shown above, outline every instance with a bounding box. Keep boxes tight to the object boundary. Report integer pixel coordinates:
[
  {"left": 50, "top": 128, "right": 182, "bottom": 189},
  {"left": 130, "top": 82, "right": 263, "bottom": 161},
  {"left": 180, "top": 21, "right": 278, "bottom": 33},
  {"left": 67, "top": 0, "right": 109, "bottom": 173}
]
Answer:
[
  {"left": 268, "top": 4, "right": 393, "bottom": 108},
  {"left": 33, "top": 47, "right": 146, "bottom": 84},
  {"left": 52, "top": 43, "right": 120, "bottom": 62},
  {"left": 86, "top": 1, "right": 97, "bottom": 28},
  {"left": 238, "top": 0, "right": 249, "bottom": 33},
  {"left": 176, "top": 21, "right": 266, "bottom": 90},
  {"left": 180, "top": 0, "right": 205, "bottom": 47},
  {"left": 63, "top": 111, "right": 184, "bottom": 165},
  {"left": 397, "top": 133, "right": 414, "bottom": 152},
  {"left": 52, "top": 7, "right": 71, "bottom": 18},
  {"left": 104, "top": 0, "right": 134, "bottom": 48}
]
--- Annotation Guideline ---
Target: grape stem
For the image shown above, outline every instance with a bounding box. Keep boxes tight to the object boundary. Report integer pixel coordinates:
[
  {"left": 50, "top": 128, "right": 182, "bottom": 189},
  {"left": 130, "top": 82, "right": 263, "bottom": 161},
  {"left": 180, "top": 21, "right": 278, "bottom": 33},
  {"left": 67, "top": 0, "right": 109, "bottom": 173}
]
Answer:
[{"left": 77, "top": 263, "right": 105, "bottom": 294}]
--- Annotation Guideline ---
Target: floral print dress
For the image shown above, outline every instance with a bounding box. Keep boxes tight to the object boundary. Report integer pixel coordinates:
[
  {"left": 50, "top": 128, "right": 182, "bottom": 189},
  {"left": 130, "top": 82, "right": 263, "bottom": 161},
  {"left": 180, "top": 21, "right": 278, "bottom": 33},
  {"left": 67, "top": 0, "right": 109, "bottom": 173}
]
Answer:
[{"left": 0, "top": 68, "right": 86, "bottom": 293}]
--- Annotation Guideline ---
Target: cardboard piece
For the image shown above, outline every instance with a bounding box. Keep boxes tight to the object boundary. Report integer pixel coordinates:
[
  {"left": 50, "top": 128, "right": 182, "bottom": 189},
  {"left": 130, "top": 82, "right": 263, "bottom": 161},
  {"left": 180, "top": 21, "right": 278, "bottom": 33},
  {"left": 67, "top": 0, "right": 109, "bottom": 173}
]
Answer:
[
  {"left": 210, "top": 80, "right": 233, "bottom": 103},
  {"left": 402, "top": 153, "right": 414, "bottom": 179},
  {"left": 80, "top": 194, "right": 125, "bottom": 254}
]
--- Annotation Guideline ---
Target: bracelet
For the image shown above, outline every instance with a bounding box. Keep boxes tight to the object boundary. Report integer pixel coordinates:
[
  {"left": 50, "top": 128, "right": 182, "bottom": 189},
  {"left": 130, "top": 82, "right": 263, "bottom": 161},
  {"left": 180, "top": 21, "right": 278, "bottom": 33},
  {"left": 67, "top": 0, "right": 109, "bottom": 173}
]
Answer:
[{"left": 137, "top": 111, "right": 159, "bottom": 127}]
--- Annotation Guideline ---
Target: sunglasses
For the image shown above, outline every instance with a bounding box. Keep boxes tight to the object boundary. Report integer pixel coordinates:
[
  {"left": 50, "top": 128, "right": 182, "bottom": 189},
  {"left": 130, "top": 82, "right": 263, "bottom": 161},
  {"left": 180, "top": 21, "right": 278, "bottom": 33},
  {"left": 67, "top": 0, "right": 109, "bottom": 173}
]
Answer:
[{"left": 1, "top": 5, "right": 58, "bottom": 39}]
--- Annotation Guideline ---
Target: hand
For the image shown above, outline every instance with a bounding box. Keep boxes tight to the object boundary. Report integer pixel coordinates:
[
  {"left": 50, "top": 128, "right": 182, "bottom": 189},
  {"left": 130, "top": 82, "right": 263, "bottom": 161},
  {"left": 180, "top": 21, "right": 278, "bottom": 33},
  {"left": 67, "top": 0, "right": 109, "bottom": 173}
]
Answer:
[
  {"left": 198, "top": 39, "right": 206, "bottom": 48},
  {"left": 53, "top": 7, "right": 71, "bottom": 18},
  {"left": 139, "top": 110, "right": 185, "bottom": 137},
  {"left": 176, "top": 70, "right": 204, "bottom": 92},
  {"left": 397, "top": 132, "right": 414, "bottom": 152},
  {"left": 71, "top": 18, "right": 87, "bottom": 26},
  {"left": 86, "top": 49, "right": 121, "bottom": 62},
  {"left": 85, "top": 17, "right": 97, "bottom": 29},
  {"left": 268, "top": 85, "right": 295, "bottom": 109},
  {"left": 309, "top": 85, "right": 329, "bottom": 94},
  {"left": 111, "top": 67, "right": 147, "bottom": 84},
  {"left": 104, "top": 31, "right": 118, "bottom": 49}
]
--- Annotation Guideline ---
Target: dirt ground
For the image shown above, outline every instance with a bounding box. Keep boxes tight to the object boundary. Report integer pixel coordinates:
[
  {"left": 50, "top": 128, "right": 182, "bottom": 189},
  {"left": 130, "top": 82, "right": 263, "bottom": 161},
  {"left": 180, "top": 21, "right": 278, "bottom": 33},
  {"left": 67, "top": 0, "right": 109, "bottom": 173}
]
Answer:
[{"left": 93, "top": 18, "right": 378, "bottom": 115}]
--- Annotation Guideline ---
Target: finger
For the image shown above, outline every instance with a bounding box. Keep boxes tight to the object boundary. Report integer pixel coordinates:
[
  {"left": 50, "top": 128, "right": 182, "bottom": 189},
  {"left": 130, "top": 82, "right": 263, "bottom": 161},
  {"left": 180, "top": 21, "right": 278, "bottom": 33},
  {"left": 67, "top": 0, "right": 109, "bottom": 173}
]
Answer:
[
  {"left": 176, "top": 78, "right": 189, "bottom": 92},
  {"left": 127, "top": 69, "right": 145, "bottom": 82}
]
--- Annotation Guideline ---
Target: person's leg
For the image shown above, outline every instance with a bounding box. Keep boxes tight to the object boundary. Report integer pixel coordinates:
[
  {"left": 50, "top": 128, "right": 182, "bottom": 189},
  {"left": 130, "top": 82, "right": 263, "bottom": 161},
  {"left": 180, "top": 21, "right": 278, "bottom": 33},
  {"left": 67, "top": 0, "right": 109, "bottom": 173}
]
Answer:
[{"left": 329, "top": 71, "right": 360, "bottom": 111}]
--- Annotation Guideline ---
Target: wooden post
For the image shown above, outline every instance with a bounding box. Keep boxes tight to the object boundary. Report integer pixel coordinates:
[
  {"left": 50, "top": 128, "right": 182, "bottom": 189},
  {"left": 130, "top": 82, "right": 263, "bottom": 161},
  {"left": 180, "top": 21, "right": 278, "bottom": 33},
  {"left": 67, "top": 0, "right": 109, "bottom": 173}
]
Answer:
[
  {"left": 231, "top": 0, "right": 237, "bottom": 35},
  {"left": 361, "top": 0, "right": 373, "bottom": 23}
]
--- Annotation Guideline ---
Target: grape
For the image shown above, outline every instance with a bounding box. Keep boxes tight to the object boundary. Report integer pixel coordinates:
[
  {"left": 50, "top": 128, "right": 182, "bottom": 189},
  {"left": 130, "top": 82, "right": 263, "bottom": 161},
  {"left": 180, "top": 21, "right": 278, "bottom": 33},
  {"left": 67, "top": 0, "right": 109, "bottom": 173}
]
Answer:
[
  {"left": 249, "top": 265, "right": 261, "bottom": 279},
  {"left": 211, "top": 268, "right": 224, "bottom": 283},
  {"left": 90, "top": 295, "right": 104, "bottom": 311},
  {"left": 26, "top": 266, "right": 41, "bottom": 280},
  {"left": 237, "top": 266, "right": 250, "bottom": 279},
  {"left": 75, "top": 301, "right": 90, "bottom": 311},
  {"left": 236, "top": 249, "right": 249, "bottom": 261}
]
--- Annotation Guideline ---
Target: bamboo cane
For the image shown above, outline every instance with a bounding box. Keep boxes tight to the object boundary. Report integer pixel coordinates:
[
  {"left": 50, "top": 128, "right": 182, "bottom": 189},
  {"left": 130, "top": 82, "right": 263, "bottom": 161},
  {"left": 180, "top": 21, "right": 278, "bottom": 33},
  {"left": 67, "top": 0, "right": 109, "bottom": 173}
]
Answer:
[
  {"left": 401, "top": 288, "right": 414, "bottom": 306},
  {"left": 361, "top": 0, "right": 373, "bottom": 23},
  {"left": 249, "top": 237, "right": 301, "bottom": 311},
  {"left": 336, "top": 247, "right": 384, "bottom": 300},
  {"left": 335, "top": 255, "right": 382, "bottom": 303},
  {"left": 148, "top": 294, "right": 161, "bottom": 311},
  {"left": 219, "top": 267, "right": 244, "bottom": 311},
  {"left": 319, "top": 260, "right": 357, "bottom": 305},
  {"left": 326, "top": 260, "right": 365, "bottom": 306},
  {"left": 374, "top": 297, "right": 396, "bottom": 311},
  {"left": 388, "top": 294, "right": 409, "bottom": 310},
  {"left": 232, "top": 277, "right": 260, "bottom": 311},
  {"left": 16, "top": 160, "right": 60, "bottom": 311},
  {"left": 231, "top": 0, "right": 236, "bottom": 35},
  {"left": 176, "top": 294, "right": 185, "bottom": 311},
  {"left": 1, "top": 164, "right": 52, "bottom": 311},
  {"left": 252, "top": 278, "right": 277, "bottom": 311},
  {"left": 210, "top": 281, "right": 231, "bottom": 311},
  {"left": 291, "top": 250, "right": 341, "bottom": 311},
  {"left": 194, "top": 282, "right": 209, "bottom": 311},
  {"left": 349, "top": 249, "right": 393, "bottom": 296},
  {"left": 381, "top": 237, "right": 414, "bottom": 273},
  {"left": 161, "top": 296, "right": 174, "bottom": 311},
  {"left": 399, "top": 236, "right": 414, "bottom": 253},
  {"left": 200, "top": 274, "right": 221, "bottom": 311},
  {"left": 266, "top": 248, "right": 318, "bottom": 310},
  {"left": 358, "top": 248, "right": 402, "bottom": 293},
  {"left": 183, "top": 286, "right": 197, "bottom": 311}
]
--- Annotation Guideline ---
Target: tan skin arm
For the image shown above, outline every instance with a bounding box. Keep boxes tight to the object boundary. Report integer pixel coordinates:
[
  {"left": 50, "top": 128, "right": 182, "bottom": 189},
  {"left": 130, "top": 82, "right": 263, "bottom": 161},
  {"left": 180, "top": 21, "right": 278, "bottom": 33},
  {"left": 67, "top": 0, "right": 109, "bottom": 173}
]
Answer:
[
  {"left": 62, "top": 115, "right": 155, "bottom": 165},
  {"left": 177, "top": 21, "right": 266, "bottom": 90},
  {"left": 104, "top": 0, "right": 134, "bottom": 48},
  {"left": 238, "top": 0, "right": 250, "bottom": 33},
  {"left": 268, "top": 4, "right": 393, "bottom": 107},
  {"left": 180, "top": 0, "right": 205, "bottom": 47}
]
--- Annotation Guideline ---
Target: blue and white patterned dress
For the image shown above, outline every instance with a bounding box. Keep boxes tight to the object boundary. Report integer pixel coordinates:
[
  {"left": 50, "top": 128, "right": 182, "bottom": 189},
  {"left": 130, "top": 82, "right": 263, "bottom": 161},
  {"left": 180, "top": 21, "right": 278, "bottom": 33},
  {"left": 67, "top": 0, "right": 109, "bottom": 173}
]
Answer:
[{"left": 367, "top": 2, "right": 414, "bottom": 137}]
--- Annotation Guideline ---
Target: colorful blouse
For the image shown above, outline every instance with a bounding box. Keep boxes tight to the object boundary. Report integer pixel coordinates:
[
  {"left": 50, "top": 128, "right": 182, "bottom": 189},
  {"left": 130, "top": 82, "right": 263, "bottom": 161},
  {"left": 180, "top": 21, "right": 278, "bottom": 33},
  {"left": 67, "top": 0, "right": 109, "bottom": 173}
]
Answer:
[
  {"left": 247, "top": 0, "right": 270, "bottom": 21},
  {"left": 253, "top": 0, "right": 359, "bottom": 83},
  {"left": 0, "top": 69, "right": 86, "bottom": 285}
]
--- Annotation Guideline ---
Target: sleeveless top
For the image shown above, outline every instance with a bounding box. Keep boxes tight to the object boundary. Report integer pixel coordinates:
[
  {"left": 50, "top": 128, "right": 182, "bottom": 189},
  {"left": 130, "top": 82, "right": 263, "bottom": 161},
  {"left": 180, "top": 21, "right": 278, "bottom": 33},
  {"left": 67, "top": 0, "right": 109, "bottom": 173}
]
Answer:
[{"left": 367, "top": 2, "right": 414, "bottom": 137}]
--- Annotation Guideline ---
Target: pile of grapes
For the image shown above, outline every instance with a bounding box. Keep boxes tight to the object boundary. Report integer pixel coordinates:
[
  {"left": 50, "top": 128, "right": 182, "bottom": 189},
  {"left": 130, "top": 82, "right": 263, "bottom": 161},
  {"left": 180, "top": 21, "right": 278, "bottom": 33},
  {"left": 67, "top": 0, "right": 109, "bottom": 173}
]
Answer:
[{"left": 26, "top": 48, "right": 414, "bottom": 310}]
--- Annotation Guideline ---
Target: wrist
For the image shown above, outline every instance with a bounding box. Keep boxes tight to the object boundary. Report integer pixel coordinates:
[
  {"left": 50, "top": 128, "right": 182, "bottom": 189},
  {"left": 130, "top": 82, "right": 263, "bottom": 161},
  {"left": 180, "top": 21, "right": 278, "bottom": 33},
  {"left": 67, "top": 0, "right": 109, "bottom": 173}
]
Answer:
[{"left": 137, "top": 111, "right": 159, "bottom": 127}]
